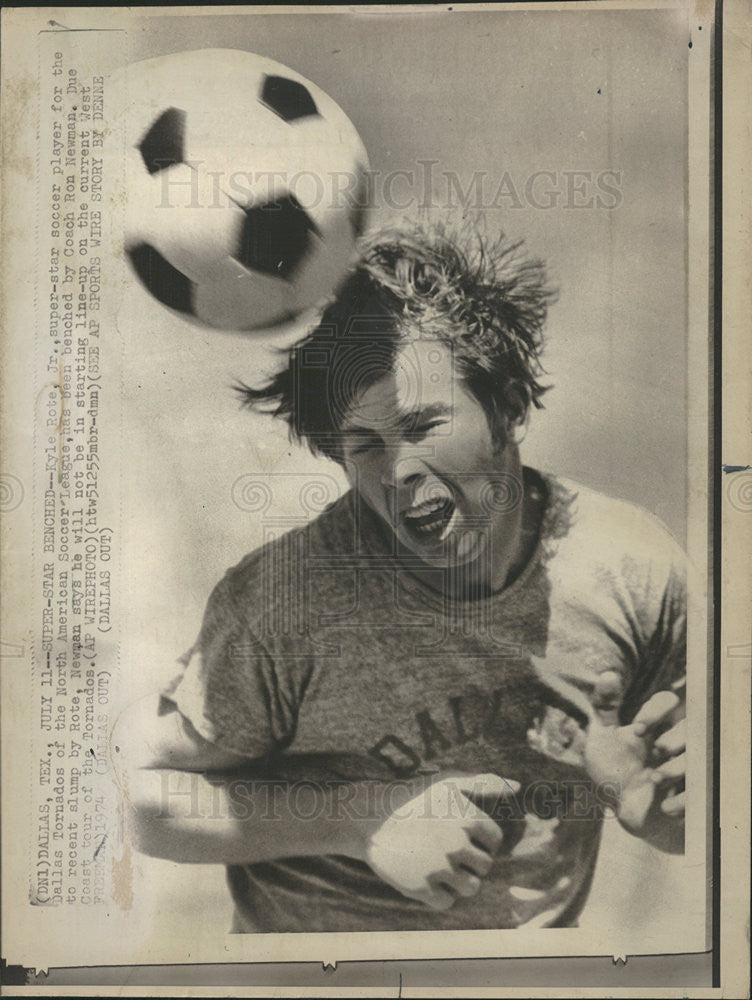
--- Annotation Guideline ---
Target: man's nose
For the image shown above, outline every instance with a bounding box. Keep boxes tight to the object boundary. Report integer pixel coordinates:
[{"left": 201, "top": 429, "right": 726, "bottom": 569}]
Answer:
[{"left": 379, "top": 446, "right": 425, "bottom": 491}]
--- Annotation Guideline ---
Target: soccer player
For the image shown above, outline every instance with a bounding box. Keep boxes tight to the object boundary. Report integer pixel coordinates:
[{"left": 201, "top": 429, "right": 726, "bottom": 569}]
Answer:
[{"left": 118, "top": 223, "right": 687, "bottom": 931}]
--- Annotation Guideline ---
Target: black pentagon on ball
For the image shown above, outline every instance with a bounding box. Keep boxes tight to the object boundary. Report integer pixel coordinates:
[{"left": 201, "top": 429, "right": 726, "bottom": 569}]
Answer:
[
  {"left": 127, "top": 242, "right": 193, "bottom": 313},
  {"left": 260, "top": 75, "right": 319, "bottom": 122},
  {"left": 237, "top": 194, "right": 320, "bottom": 280},
  {"left": 138, "top": 107, "right": 186, "bottom": 174}
]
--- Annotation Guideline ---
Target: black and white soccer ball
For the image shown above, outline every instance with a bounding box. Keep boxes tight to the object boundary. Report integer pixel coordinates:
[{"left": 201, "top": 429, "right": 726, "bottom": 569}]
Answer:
[{"left": 119, "top": 49, "right": 369, "bottom": 331}]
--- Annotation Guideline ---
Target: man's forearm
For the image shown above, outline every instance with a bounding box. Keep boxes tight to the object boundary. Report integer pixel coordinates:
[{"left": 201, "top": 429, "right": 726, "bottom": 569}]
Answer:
[{"left": 128, "top": 767, "right": 393, "bottom": 865}]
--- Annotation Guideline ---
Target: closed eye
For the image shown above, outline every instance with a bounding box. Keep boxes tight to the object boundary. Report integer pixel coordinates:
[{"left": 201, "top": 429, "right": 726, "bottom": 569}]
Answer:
[
  {"left": 403, "top": 420, "right": 449, "bottom": 442},
  {"left": 345, "top": 418, "right": 449, "bottom": 455},
  {"left": 350, "top": 432, "right": 385, "bottom": 455}
]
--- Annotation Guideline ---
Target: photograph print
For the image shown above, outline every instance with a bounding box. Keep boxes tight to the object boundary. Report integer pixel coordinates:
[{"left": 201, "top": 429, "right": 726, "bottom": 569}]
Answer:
[
  {"left": 112, "top": 4, "right": 706, "bottom": 950},
  {"left": 0, "top": 1, "right": 715, "bottom": 973}
]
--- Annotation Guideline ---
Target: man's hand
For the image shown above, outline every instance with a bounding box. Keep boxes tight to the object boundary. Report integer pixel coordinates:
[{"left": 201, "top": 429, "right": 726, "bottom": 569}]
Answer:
[
  {"left": 364, "top": 772, "right": 519, "bottom": 910},
  {"left": 646, "top": 711, "right": 686, "bottom": 820},
  {"left": 584, "top": 689, "right": 685, "bottom": 846}
]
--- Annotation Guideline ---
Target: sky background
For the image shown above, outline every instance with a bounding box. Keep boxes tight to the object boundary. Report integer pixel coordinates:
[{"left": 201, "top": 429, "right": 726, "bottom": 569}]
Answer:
[{"left": 112, "top": 6, "right": 694, "bottom": 936}]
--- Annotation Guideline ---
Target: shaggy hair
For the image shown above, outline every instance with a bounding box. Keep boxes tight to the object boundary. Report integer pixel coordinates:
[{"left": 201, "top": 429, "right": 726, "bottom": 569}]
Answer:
[{"left": 237, "top": 222, "right": 555, "bottom": 463}]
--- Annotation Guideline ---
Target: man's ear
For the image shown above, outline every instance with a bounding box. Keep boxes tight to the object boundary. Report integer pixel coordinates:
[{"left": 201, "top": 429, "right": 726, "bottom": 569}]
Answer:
[
  {"left": 499, "top": 385, "right": 531, "bottom": 448},
  {"left": 507, "top": 412, "right": 530, "bottom": 447},
  {"left": 489, "top": 404, "right": 527, "bottom": 454},
  {"left": 488, "top": 410, "right": 511, "bottom": 455}
]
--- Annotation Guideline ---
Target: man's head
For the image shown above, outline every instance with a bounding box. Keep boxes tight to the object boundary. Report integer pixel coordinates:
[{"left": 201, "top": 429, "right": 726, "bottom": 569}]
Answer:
[{"left": 239, "top": 222, "right": 554, "bottom": 568}]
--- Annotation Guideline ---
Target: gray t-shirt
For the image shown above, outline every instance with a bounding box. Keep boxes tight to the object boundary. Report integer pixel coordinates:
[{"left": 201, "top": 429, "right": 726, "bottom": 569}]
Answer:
[{"left": 163, "top": 469, "right": 686, "bottom": 932}]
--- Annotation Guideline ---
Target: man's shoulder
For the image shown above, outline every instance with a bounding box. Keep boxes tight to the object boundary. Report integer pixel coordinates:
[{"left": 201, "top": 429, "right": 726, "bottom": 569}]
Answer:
[
  {"left": 217, "top": 489, "right": 362, "bottom": 621},
  {"left": 541, "top": 471, "right": 685, "bottom": 570}
]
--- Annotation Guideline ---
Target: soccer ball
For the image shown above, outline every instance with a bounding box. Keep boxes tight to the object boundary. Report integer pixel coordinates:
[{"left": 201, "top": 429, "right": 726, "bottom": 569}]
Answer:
[{"left": 119, "top": 49, "right": 369, "bottom": 331}]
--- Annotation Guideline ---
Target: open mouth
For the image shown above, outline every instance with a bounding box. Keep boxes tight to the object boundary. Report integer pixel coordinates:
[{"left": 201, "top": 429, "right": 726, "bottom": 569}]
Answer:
[{"left": 400, "top": 496, "right": 455, "bottom": 542}]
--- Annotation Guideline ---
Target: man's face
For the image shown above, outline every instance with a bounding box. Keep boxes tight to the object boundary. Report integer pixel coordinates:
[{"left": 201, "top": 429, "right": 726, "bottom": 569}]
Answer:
[{"left": 340, "top": 339, "right": 520, "bottom": 568}]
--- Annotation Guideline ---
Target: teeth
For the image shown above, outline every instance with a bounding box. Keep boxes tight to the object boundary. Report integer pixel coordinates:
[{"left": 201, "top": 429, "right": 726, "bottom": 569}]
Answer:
[
  {"left": 414, "top": 487, "right": 452, "bottom": 507},
  {"left": 401, "top": 498, "right": 454, "bottom": 541},
  {"left": 404, "top": 498, "right": 449, "bottom": 520},
  {"left": 413, "top": 521, "right": 441, "bottom": 535}
]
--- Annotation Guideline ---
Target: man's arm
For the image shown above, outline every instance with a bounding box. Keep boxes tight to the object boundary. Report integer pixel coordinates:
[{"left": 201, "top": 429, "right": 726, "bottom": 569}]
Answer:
[
  {"left": 114, "top": 693, "right": 376, "bottom": 864},
  {"left": 114, "top": 694, "right": 515, "bottom": 910}
]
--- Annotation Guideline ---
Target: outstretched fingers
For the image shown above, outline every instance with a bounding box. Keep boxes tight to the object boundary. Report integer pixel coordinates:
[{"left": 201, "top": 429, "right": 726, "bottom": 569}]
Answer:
[
  {"left": 632, "top": 690, "right": 682, "bottom": 737},
  {"left": 651, "top": 752, "right": 686, "bottom": 784},
  {"left": 653, "top": 718, "right": 686, "bottom": 757}
]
